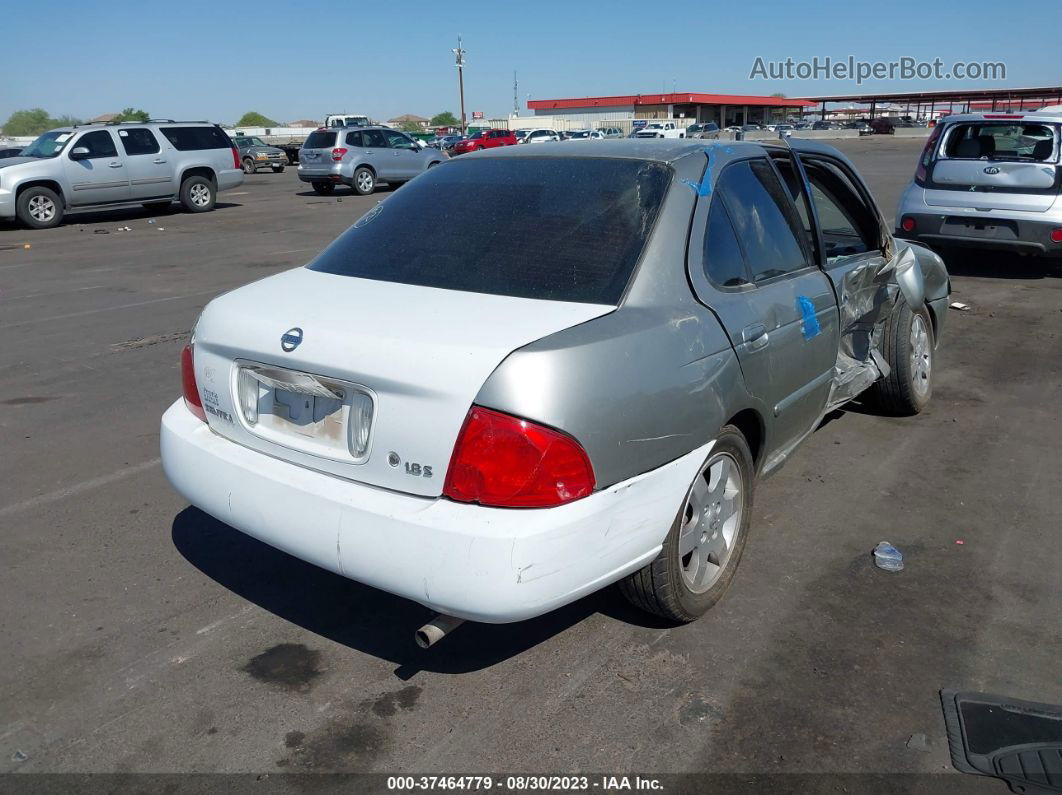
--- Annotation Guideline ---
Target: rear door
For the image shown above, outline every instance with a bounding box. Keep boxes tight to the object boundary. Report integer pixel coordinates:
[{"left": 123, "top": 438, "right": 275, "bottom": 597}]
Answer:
[
  {"left": 688, "top": 157, "right": 839, "bottom": 457},
  {"left": 925, "top": 120, "right": 1059, "bottom": 211},
  {"left": 354, "top": 129, "right": 391, "bottom": 178},
  {"left": 117, "top": 127, "right": 172, "bottom": 200},
  {"left": 63, "top": 129, "right": 130, "bottom": 206},
  {"left": 298, "top": 129, "right": 338, "bottom": 177}
]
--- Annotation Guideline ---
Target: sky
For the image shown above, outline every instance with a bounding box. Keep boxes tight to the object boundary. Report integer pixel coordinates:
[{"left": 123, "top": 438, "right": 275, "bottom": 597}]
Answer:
[{"left": 2, "top": 0, "right": 1058, "bottom": 126}]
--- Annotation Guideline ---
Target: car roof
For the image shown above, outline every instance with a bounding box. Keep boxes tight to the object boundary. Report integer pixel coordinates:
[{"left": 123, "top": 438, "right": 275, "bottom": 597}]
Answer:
[
  {"left": 471, "top": 138, "right": 842, "bottom": 165},
  {"left": 937, "top": 111, "right": 1062, "bottom": 123}
]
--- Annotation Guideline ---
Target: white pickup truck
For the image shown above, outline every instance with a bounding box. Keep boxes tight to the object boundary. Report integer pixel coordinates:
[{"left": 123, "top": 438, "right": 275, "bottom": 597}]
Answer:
[{"left": 633, "top": 122, "right": 685, "bottom": 139}]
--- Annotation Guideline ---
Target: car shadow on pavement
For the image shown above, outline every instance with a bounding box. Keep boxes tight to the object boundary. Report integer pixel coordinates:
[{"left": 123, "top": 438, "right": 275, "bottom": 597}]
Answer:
[
  {"left": 937, "top": 250, "right": 1060, "bottom": 279},
  {"left": 59, "top": 202, "right": 243, "bottom": 228},
  {"left": 171, "top": 506, "right": 661, "bottom": 677},
  {"left": 294, "top": 185, "right": 399, "bottom": 198}
]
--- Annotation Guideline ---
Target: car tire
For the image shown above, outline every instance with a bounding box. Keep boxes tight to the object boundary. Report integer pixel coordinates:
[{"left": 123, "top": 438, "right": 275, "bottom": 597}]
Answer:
[
  {"left": 311, "top": 181, "right": 335, "bottom": 195},
  {"left": 619, "top": 425, "right": 754, "bottom": 623},
  {"left": 352, "top": 166, "right": 375, "bottom": 196},
  {"left": 180, "top": 175, "right": 216, "bottom": 213},
  {"left": 242, "top": 158, "right": 256, "bottom": 174},
  {"left": 271, "top": 165, "right": 284, "bottom": 173},
  {"left": 865, "top": 299, "right": 934, "bottom": 416},
  {"left": 16, "top": 185, "right": 64, "bottom": 229}
]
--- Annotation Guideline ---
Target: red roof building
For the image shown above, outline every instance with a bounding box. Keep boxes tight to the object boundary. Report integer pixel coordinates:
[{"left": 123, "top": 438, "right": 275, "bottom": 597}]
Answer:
[{"left": 526, "top": 92, "right": 816, "bottom": 126}]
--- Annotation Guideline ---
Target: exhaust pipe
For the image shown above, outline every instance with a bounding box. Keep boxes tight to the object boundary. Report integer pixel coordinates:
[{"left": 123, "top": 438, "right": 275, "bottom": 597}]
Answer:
[{"left": 415, "top": 614, "right": 465, "bottom": 649}]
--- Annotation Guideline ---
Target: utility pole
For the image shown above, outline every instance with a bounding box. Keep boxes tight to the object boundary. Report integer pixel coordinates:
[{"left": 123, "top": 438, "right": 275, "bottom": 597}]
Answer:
[
  {"left": 453, "top": 36, "right": 467, "bottom": 133},
  {"left": 513, "top": 71, "right": 519, "bottom": 116}
]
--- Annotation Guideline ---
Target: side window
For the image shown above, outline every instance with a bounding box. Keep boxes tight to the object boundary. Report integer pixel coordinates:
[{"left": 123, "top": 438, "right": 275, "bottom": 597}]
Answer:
[
  {"left": 702, "top": 199, "right": 750, "bottom": 287},
  {"left": 716, "top": 159, "right": 809, "bottom": 282},
  {"left": 801, "top": 159, "right": 879, "bottom": 261},
  {"left": 385, "top": 131, "right": 416, "bottom": 149},
  {"left": 363, "top": 130, "right": 388, "bottom": 148},
  {"left": 345, "top": 131, "right": 361, "bottom": 146},
  {"left": 117, "top": 128, "right": 160, "bottom": 156},
  {"left": 72, "top": 130, "right": 118, "bottom": 159}
]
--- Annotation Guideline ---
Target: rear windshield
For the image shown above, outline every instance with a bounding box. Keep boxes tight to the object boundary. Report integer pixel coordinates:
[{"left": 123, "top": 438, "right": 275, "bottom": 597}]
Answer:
[
  {"left": 159, "top": 126, "right": 232, "bottom": 151},
  {"left": 304, "top": 130, "right": 337, "bottom": 149},
  {"left": 943, "top": 122, "right": 1057, "bottom": 161},
  {"left": 308, "top": 156, "right": 672, "bottom": 304}
]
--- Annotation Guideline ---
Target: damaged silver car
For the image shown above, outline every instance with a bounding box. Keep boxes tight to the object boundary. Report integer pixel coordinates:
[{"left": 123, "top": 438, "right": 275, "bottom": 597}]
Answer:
[{"left": 162, "top": 139, "right": 948, "bottom": 641}]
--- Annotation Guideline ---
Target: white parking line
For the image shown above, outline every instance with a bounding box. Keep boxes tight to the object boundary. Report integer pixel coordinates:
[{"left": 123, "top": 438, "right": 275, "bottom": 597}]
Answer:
[
  {"left": 0, "top": 290, "right": 219, "bottom": 330},
  {"left": 0, "top": 458, "right": 161, "bottom": 519}
]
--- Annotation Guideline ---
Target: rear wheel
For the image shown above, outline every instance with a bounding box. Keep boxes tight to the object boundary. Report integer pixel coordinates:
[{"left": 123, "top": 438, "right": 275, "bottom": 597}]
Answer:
[
  {"left": 180, "top": 176, "right": 215, "bottom": 213},
  {"left": 311, "top": 181, "right": 335, "bottom": 195},
  {"left": 242, "top": 158, "right": 256, "bottom": 174},
  {"left": 352, "top": 167, "right": 375, "bottom": 196},
  {"left": 17, "top": 186, "right": 63, "bottom": 229},
  {"left": 865, "top": 299, "right": 934, "bottom": 415},
  {"left": 619, "top": 426, "right": 754, "bottom": 622}
]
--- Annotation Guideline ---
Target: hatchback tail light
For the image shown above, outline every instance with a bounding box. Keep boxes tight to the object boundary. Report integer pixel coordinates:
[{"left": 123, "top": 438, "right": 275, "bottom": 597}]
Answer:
[
  {"left": 915, "top": 124, "right": 942, "bottom": 184},
  {"left": 1052, "top": 228, "right": 1062, "bottom": 244},
  {"left": 331, "top": 147, "right": 348, "bottom": 161},
  {"left": 231, "top": 145, "right": 241, "bottom": 170},
  {"left": 901, "top": 216, "right": 917, "bottom": 233},
  {"left": 443, "top": 407, "right": 595, "bottom": 508},
  {"left": 181, "top": 344, "right": 207, "bottom": 423}
]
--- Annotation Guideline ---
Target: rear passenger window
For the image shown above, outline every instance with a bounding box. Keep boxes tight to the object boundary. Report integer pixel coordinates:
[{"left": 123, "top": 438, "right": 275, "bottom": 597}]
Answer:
[
  {"left": 159, "top": 126, "right": 232, "bottom": 151},
  {"left": 72, "top": 130, "right": 117, "bottom": 159},
  {"left": 362, "top": 130, "right": 388, "bottom": 148},
  {"left": 717, "top": 159, "right": 808, "bottom": 282},
  {"left": 304, "top": 130, "right": 337, "bottom": 149},
  {"left": 703, "top": 200, "right": 750, "bottom": 287},
  {"left": 801, "top": 159, "right": 880, "bottom": 262},
  {"left": 117, "top": 128, "right": 160, "bottom": 155}
]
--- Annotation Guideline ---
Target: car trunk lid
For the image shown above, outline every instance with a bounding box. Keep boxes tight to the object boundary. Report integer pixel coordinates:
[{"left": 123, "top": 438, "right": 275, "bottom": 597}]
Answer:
[
  {"left": 191, "top": 267, "right": 613, "bottom": 497},
  {"left": 298, "top": 129, "right": 339, "bottom": 175}
]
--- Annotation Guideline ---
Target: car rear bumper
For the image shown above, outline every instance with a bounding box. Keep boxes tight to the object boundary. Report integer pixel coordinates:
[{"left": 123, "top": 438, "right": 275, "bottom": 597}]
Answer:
[
  {"left": 897, "top": 212, "right": 1062, "bottom": 257},
  {"left": 217, "top": 168, "right": 244, "bottom": 192},
  {"left": 161, "top": 401, "right": 710, "bottom": 623},
  {"left": 297, "top": 164, "right": 343, "bottom": 183}
]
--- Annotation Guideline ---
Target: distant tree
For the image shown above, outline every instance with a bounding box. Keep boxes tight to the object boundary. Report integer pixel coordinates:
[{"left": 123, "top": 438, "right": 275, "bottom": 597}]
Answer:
[
  {"left": 398, "top": 121, "right": 423, "bottom": 133},
  {"left": 430, "top": 111, "right": 459, "bottom": 127},
  {"left": 770, "top": 92, "right": 788, "bottom": 98},
  {"left": 52, "top": 114, "right": 83, "bottom": 127},
  {"left": 115, "top": 107, "right": 150, "bottom": 122},
  {"left": 2, "top": 108, "right": 54, "bottom": 136},
  {"left": 236, "top": 111, "right": 279, "bottom": 127}
]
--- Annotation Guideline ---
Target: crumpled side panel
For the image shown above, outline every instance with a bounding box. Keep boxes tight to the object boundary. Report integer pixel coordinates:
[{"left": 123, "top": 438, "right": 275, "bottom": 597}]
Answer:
[{"left": 826, "top": 255, "right": 900, "bottom": 408}]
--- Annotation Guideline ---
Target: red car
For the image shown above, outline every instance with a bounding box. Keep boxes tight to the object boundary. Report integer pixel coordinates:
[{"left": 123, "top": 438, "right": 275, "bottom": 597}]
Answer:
[{"left": 451, "top": 129, "right": 517, "bottom": 155}]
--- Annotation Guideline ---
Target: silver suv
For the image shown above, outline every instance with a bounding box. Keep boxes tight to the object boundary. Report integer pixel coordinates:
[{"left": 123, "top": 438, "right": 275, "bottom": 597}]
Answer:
[
  {"left": 297, "top": 126, "right": 446, "bottom": 195},
  {"left": 895, "top": 110, "right": 1062, "bottom": 257},
  {"left": 0, "top": 121, "right": 244, "bottom": 229}
]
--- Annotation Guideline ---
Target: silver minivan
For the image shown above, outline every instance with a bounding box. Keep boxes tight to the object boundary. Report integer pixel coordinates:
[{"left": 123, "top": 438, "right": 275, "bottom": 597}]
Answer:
[
  {"left": 895, "top": 110, "right": 1062, "bottom": 257},
  {"left": 297, "top": 126, "right": 446, "bottom": 196},
  {"left": 0, "top": 121, "right": 244, "bottom": 229}
]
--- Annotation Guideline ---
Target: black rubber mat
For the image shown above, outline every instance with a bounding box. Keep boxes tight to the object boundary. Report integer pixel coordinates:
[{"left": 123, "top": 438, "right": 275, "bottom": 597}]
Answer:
[{"left": 941, "top": 689, "right": 1062, "bottom": 794}]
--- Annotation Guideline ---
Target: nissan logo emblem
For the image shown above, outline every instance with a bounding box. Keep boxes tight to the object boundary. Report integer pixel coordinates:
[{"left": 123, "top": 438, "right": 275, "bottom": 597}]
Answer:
[{"left": 281, "top": 327, "right": 303, "bottom": 352}]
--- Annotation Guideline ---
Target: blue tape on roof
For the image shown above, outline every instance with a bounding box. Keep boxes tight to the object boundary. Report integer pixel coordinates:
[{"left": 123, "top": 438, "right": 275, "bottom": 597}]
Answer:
[
  {"left": 797, "top": 295, "right": 821, "bottom": 340},
  {"left": 680, "top": 151, "right": 714, "bottom": 197}
]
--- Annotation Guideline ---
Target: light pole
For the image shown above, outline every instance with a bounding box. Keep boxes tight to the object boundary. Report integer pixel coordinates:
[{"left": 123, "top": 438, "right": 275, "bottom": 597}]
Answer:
[{"left": 453, "top": 36, "right": 467, "bottom": 133}]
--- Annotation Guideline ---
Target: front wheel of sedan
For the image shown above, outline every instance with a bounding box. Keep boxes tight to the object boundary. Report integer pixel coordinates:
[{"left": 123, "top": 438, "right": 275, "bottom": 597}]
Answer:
[
  {"left": 864, "top": 299, "right": 934, "bottom": 416},
  {"left": 619, "top": 425, "right": 754, "bottom": 623},
  {"left": 352, "top": 166, "right": 376, "bottom": 196}
]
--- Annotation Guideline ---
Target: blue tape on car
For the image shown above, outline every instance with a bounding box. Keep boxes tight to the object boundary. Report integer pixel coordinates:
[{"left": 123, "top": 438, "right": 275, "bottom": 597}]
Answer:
[
  {"left": 797, "top": 295, "right": 820, "bottom": 340},
  {"left": 680, "top": 155, "right": 713, "bottom": 197}
]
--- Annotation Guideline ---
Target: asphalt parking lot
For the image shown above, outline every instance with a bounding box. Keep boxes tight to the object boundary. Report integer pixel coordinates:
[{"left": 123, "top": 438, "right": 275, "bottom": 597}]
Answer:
[{"left": 1, "top": 137, "right": 1060, "bottom": 785}]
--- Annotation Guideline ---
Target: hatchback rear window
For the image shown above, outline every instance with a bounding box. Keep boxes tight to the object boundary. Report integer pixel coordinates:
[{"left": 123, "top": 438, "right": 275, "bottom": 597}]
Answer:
[
  {"left": 309, "top": 157, "right": 671, "bottom": 304},
  {"left": 304, "top": 131, "right": 337, "bottom": 149},
  {"left": 943, "top": 122, "right": 1057, "bottom": 161},
  {"left": 158, "top": 126, "right": 232, "bottom": 151}
]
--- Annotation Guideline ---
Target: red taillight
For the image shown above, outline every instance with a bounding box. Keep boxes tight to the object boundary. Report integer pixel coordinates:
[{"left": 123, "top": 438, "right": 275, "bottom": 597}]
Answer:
[
  {"left": 231, "top": 145, "right": 240, "bottom": 170},
  {"left": 181, "top": 344, "right": 206, "bottom": 423},
  {"left": 443, "top": 407, "right": 595, "bottom": 508},
  {"left": 901, "top": 217, "right": 917, "bottom": 233},
  {"left": 331, "top": 147, "right": 348, "bottom": 161},
  {"left": 1052, "top": 229, "right": 1062, "bottom": 244},
  {"left": 915, "top": 124, "right": 942, "bottom": 183},
  {"left": 984, "top": 114, "right": 1023, "bottom": 119}
]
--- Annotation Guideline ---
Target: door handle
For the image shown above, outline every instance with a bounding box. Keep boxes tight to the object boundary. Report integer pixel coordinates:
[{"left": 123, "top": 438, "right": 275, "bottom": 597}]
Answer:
[
  {"left": 108, "top": 162, "right": 123, "bottom": 168},
  {"left": 153, "top": 158, "right": 166, "bottom": 164},
  {"left": 742, "top": 323, "right": 769, "bottom": 351}
]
